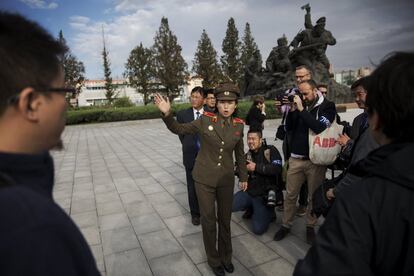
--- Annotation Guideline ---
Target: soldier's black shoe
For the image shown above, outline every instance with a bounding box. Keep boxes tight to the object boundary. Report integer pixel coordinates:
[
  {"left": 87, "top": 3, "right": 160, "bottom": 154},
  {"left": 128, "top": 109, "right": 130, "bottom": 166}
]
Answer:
[
  {"left": 306, "top": 226, "right": 315, "bottom": 245},
  {"left": 274, "top": 226, "right": 290, "bottom": 241},
  {"left": 222, "top": 262, "right": 234, "bottom": 273},
  {"left": 211, "top": 265, "right": 225, "bottom": 276}
]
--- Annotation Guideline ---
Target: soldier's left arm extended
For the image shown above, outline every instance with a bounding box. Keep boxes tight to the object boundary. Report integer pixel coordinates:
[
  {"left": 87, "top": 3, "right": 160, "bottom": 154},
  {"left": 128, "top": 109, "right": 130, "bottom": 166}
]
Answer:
[
  {"left": 255, "top": 146, "right": 283, "bottom": 176},
  {"left": 162, "top": 113, "right": 200, "bottom": 135}
]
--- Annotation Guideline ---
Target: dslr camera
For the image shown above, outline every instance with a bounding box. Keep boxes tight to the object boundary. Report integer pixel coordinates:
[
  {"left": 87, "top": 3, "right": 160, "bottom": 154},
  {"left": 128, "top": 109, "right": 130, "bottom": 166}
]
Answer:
[{"left": 275, "top": 88, "right": 303, "bottom": 104}]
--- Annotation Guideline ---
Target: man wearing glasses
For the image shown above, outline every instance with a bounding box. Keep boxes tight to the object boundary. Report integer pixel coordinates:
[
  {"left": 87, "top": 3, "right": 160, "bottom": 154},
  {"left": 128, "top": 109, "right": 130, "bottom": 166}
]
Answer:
[{"left": 0, "top": 12, "right": 99, "bottom": 275}]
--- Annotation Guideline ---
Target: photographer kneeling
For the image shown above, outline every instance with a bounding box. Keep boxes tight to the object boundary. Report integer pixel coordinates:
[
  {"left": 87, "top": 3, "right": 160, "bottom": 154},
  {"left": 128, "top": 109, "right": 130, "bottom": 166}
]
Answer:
[{"left": 232, "top": 128, "right": 283, "bottom": 235}]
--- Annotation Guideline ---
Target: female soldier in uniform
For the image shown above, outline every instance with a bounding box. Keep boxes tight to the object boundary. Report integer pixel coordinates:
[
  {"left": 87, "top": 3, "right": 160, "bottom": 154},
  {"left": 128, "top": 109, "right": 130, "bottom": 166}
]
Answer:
[{"left": 154, "top": 83, "right": 248, "bottom": 276}]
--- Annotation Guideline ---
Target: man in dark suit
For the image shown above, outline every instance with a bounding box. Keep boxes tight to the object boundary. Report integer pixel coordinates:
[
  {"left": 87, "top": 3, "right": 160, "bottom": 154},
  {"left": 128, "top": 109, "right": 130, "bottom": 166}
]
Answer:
[{"left": 176, "top": 86, "right": 205, "bottom": 225}]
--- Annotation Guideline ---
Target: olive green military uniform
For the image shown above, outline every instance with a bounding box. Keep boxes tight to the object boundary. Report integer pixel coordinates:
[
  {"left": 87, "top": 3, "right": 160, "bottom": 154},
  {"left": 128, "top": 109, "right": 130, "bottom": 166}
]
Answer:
[{"left": 162, "top": 111, "right": 248, "bottom": 268}]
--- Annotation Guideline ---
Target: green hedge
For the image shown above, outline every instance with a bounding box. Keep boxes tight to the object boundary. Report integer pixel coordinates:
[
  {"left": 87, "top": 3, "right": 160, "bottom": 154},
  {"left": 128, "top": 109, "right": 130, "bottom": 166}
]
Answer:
[{"left": 66, "top": 100, "right": 281, "bottom": 125}]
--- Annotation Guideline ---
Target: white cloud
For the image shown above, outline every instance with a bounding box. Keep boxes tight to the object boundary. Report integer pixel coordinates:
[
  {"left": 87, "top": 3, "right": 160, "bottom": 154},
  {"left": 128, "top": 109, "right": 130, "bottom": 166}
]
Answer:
[
  {"left": 20, "top": 0, "right": 58, "bottom": 9},
  {"left": 67, "top": 0, "right": 414, "bottom": 78}
]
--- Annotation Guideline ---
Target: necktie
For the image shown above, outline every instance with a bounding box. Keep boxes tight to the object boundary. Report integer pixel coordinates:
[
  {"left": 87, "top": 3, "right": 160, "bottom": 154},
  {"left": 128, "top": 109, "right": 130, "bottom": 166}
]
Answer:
[{"left": 195, "top": 111, "right": 201, "bottom": 151}]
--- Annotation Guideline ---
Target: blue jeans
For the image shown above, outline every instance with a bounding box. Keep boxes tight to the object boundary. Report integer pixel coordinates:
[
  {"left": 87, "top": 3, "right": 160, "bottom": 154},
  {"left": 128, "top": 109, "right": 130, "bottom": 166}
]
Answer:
[{"left": 232, "top": 191, "right": 273, "bottom": 235}]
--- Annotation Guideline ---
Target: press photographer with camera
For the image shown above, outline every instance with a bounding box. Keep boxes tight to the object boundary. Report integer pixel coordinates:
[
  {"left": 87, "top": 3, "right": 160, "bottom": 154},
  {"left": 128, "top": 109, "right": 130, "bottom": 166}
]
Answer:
[
  {"left": 232, "top": 128, "right": 283, "bottom": 235},
  {"left": 274, "top": 78, "right": 336, "bottom": 244}
]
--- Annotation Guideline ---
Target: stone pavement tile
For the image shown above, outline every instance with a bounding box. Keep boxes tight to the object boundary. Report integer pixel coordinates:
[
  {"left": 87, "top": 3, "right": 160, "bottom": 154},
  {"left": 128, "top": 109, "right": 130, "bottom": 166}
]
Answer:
[
  {"left": 90, "top": 244, "right": 105, "bottom": 273},
  {"left": 74, "top": 176, "right": 92, "bottom": 185},
  {"left": 289, "top": 217, "right": 307, "bottom": 243},
  {"left": 130, "top": 213, "right": 166, "bottom": 235},
  {"left": 163, "top": 183, "right": 187, "bottom": 195},
  {"left": 71, "top": 211, "right": 98, "bottom": 228},
  {"left": 129, "top": 171, "right": 151, "bottom": 179},
  {"left": 119, "top": 190, "right": 146, "bottom": 205},
  {"left": 114, "top": 181, "right": 139, "bottom": 193},
  {"left": 96, "top": 191, "right": 121, "bottom": 204},
  {"left": 150, "top": 171, "right": 174, "bottom": 182},
  {"left": 237, "top": 219, "right": 280, "bottom": 243},
  {"left": 153, "top": 201, "right": 188, "bottom": 219},
  {"left": 73, "top": 182, "right": 93, "bottom": 193},
  {"left": 55, "top": 197, "right": 71, "bottom": 210},
  {"left": 70, "top": 198, "right": 96, "bottom": 215},
  {"left": 101, "top": 226, "right": 140, "bottom": 255},
  {"left": 232, "top": 233, "right": 280, "bottom": 268},
  {"left": 250, "top": 258, "right": 294, "bottom": 276},
  {"left": 72, "top": 190, "right": 95, "bottom": 201},
  {"left": 94, "top": 184, "right": 117, "bottom": 195},
  {"left": 74, "top": 171, "right": 92, "bottom": 179},
  {"left": 99, "top": 212, "right": 131, "bottom": 231},
  {"left": 266, "top": 235, "right": 309, "bottom": 265},
  {"left": 80, "top": 226, "right": 101, "bottom": 246},
  {"left": 97, "top": 200, "right": 125, "bottom": 216},
  {"left": 231, "top": 221, "right": 247, "bottom": 237},
  {"left": 172, "top": 192, "right": 191, "bottom": 211},
  {"left": 197, "top": 258, "right": 252, "bottom": 276},
  {"left": 134, "top": 176, "right": 159, "bottom": 186},
  {"left": 157, "top": 177, "right": 182, "bottom": 186},
  {"left": 105, "top": 248, "right": 152, "bottom": 276},
  {"left": 140, "top": 183, "right": 165, "bottom": 195},
  {"left": 138, "top": 229, "right": 182, "bottom": 260},
  {"left": 53, "top": 189, "right": 73, "bottom": 200},
  {"left": 149, "top": 251, "right": 201, "bottom": 276},
  {"left": 53, "top": 182, "right": 73, "bottom": 192},
  {"left": 124, "top": 201, "right": 155, "bottom": 218},
  {"left": 146, "top": 191, "right": 176, "bottom": 205},
  {"left": 164, "top": 214, "right": 202, "bottom": 238},
  {"left": 176, "top": 232, "right": 206, "bottom": 264}
]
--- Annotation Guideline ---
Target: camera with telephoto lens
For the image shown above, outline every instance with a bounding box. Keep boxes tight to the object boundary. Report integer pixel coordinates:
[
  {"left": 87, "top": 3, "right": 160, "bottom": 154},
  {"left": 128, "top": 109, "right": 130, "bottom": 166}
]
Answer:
[
  {"left": 276, "top": 88, "right": 302, "bottom": 104},
  {"left": 266, "top": 190, "right": 276, "bottom": 207}
]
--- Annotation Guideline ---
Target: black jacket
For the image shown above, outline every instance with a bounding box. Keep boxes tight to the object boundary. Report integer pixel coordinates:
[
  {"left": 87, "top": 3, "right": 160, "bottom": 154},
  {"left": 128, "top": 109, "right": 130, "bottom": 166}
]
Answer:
[
  {"left": 294, "top": 143, "right": 414, "bottom": 276},
  {"left": 247, "top": 145, "right": 282, "bottom": 197},
  {"left": 286, "top": 97, "right": 336, "bottom": 157},
  {"left": 0, "top": 151, "right": 100, "bottom": 276},
  {"left": 177, "top": 108, "right": 199, "bottom": 168},
  {"left": 246, "top": 105, "right": 266, "bottom": 130}
]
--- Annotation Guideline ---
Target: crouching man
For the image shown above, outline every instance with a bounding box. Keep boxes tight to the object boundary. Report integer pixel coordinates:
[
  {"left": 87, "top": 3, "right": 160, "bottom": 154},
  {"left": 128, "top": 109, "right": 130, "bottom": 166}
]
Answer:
[{"left": 232, "top": 129, "right": 283, "bottom": 235}]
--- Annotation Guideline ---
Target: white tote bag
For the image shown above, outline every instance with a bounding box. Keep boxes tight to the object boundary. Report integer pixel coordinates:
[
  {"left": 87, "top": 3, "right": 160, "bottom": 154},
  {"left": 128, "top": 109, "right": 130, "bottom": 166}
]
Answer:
[{"left": 309, "top": 114, "right": 344, "bottom": 166}]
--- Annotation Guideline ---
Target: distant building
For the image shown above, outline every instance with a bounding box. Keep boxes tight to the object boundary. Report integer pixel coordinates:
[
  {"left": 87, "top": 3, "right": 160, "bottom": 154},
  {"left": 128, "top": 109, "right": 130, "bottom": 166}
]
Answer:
[
  {"left": 334, "top": 66, "right": 372, "bottom": 86},
  {"left": 181, "top": 76, "right": 203, "bottom": 102}
]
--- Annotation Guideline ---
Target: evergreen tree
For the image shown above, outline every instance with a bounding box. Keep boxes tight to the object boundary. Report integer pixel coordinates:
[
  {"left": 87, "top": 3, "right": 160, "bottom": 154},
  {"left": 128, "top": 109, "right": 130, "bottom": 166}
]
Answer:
[
  {"left": 102, "top": 30, "right": 116, "bottom": 104},
  {"left": 240, "top": 23, "right": 262, "bottom": 92},
  {"left": 152, "top": 17, "right": 188, "bottom": 101},
  {"left": 124, "top": 43, "right": 155, "bottom": 105},
  {"left": 192, "top": 30, "right": 222, "bottom": 88},
  {"left": 240, "top": 22, "right": 262, "bottom": 74},
  {"left": 221, "top": 17, "right": 241, "bottom": 83},
  {"left": 58, "top": 31, "right": 85, "bottom": 102}
]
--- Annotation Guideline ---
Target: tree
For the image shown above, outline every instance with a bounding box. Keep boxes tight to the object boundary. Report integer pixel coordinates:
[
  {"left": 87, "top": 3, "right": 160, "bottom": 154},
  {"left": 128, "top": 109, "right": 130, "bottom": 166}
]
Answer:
[
  {"left": 343, "top": 71, "right": 357, "bottom": 86},
  {"left": 124, "top": 43, "right": 155, "bottom": 105},
  {"left": 102, "top": 29, "right": 116, "bottom": 104},
  {"left": 152, "top": 17, "right": 188, "bottom": 101},
  {"left": 58, "top": 31, "right": 85, "bottom": 103},
  {"left": 221, "top": 17, "right": 241, "bottom": 84},
  {"left": 192, "top": 30, "right": 222, "bottom": 88},
  {"left": 240, "top": 23, "right": 262, "bottom": 76}
]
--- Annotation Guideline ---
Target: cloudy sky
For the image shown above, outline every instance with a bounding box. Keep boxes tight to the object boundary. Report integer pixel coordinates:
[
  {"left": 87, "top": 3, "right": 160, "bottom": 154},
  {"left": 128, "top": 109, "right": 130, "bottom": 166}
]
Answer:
[{"left": 2, "top": 0, "right": 413, "bottom": 79}]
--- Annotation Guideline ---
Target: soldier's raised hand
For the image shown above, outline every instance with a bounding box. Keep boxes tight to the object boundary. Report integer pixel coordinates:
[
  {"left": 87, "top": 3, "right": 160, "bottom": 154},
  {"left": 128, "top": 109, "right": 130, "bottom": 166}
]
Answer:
[{"left": 154, "top": 93, "right": 171, "bottom": 115}]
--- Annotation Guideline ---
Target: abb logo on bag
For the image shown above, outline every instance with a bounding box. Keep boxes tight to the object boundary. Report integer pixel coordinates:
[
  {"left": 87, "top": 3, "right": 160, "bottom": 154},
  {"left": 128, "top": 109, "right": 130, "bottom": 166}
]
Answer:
[{"left": 313, "top": 137, "right": 336, "bottom": 148}]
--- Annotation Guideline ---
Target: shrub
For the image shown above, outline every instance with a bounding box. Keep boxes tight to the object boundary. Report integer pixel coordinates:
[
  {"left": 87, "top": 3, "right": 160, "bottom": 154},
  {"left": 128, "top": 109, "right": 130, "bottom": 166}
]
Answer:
[{"left": 113, "top": 97, "right": 134, "bottom": 108}]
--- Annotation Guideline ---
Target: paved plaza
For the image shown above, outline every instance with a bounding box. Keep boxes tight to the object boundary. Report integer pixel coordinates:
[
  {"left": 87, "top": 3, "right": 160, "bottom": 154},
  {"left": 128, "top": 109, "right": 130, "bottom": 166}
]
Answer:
[{"left": 52, "top": 109, "right": 361, "bottom": 276}]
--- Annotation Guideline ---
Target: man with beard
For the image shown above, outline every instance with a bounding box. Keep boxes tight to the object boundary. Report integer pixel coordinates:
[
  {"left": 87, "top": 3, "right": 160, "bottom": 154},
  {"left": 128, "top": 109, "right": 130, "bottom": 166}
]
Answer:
[
  {"left": 274, "top": 79, "right": 336, "bottom": 244},
  {"left": 294, "top": 52, "right": 414, "bottom": 276}
]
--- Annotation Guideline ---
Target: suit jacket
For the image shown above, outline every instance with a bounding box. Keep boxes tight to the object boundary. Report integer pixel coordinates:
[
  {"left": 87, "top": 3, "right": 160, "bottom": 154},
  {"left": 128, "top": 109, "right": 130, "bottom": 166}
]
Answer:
[
  {"left": 163, "top": 112, "right": 248, "bottom": 187},
  {"left": 176, "top": 108, "right": 199, "bottom": 168}
]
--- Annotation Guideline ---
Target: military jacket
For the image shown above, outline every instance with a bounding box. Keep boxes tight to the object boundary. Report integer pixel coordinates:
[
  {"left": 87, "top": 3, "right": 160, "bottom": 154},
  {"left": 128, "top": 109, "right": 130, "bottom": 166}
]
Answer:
[{"left": 163, "top": 112, "right": 248, "bottom": 187}]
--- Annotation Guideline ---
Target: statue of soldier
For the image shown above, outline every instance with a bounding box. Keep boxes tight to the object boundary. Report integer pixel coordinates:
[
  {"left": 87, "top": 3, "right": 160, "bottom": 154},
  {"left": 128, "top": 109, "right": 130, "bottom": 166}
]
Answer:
[
  {"left": 243, "top": 50, "right": 263, "bottom": 96},
  {"left": 265, "top": 36, "right": 292, "bottom": 89},
  {"left": 289, "top": 6, "right": 336, "bottom": 71}
]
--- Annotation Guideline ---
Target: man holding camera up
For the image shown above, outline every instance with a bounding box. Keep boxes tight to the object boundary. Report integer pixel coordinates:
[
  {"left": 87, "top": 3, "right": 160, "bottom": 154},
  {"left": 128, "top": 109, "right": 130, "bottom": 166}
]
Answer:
[
  {"left": 232, "top": 128, "right": 283, "bottom": 235},
  {"left": 274, "top": 79, "right": 336, "bottom": 244}
]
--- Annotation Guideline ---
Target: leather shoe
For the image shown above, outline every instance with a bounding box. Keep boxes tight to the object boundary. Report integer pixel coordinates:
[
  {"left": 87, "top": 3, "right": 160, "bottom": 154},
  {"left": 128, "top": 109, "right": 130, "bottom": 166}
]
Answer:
[
  {"left": 191, "top": 216, "right": 200, "bottom": 226},
  {"left": 211, "top": 265, "right": 225, "bottom": 276},
  {"left": 222, "top": 262, "right": 234, "bottom": 273},
  {"left": 306, "top": 226, "right": 315, "bottom": 245},
  {"left": 273, "top": 226, "right": 290, "bottom": 241}
]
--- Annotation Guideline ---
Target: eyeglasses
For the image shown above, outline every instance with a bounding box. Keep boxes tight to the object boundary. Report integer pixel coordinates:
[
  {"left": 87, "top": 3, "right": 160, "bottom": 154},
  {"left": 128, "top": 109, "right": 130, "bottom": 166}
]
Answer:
[
  {"left": 7, "top": 87, "right": 76, "bottom": 105},
  {"left": 296, "top": 74, "right": 309, "bottom": 79}
]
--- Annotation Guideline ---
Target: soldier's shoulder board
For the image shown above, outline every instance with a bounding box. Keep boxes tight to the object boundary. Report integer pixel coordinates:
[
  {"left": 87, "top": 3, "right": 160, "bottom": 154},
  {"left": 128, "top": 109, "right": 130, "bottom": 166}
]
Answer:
[
  {"left": 233, "top": 117, "right": 245, "bottom": 125},
  {"left": 203, "top": 111, "right": 216, "bottom": 118}
]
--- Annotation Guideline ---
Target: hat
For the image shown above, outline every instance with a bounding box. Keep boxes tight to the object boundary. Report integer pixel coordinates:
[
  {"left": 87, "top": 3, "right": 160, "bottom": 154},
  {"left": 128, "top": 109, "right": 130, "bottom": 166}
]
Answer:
[
  {"left": 316, "top": 17, "right": 326, "bottom": 26},
  {"left": 214, "top": 82, "right": 240, "bottom": 100}
]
